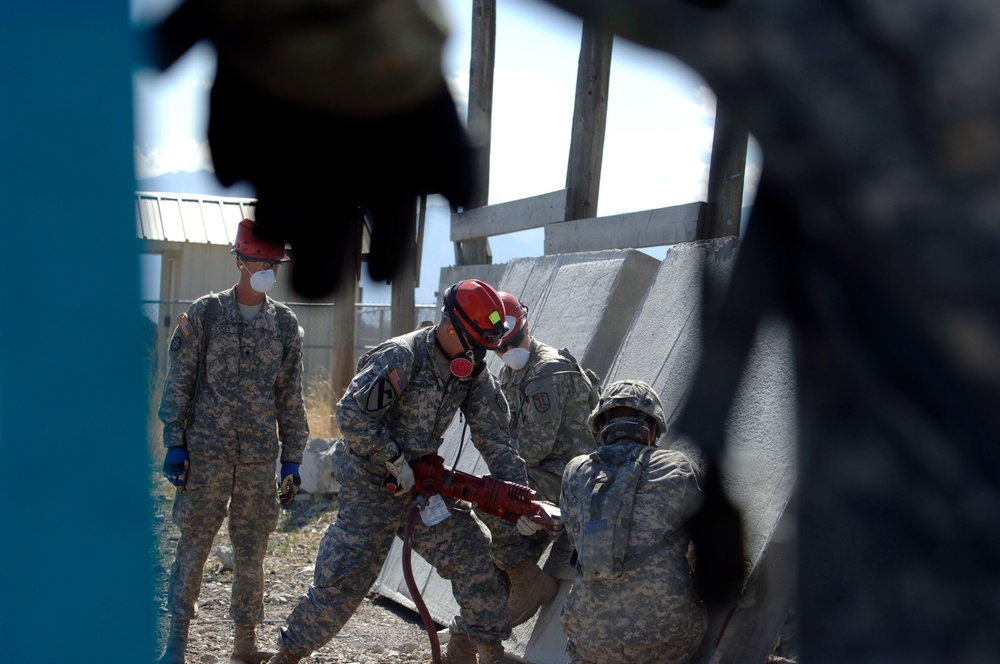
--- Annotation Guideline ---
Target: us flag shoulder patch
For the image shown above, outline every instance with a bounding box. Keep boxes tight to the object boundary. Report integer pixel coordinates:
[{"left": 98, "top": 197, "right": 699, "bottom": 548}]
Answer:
[
  {"left": 177, "top": 313, "right": 195, "bottom": 338},
  {"left": 388, "top": 368, "right": 405, "bottom": 395}
]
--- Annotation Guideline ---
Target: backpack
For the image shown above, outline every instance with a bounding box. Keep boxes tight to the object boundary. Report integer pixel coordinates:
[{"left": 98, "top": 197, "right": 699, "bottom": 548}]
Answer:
[{"left": 572, "top": 446, "right": 664, "bottom": 581}]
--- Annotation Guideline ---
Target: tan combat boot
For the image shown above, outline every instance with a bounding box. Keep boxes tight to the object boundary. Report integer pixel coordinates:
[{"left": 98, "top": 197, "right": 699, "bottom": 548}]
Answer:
[
  {"left": 476, "top": 640, "right": 517, "bottom": 663},
  {"left": 265, "top": 647, "right": 302, "bottom": 664},
  {"left": 440, "top": 632, "right": 477, "bottom": 664},
  {"left": 231, "top": 624, "right": 276, "bottom": 664},
  {"left": 157, "top": 617, "right": 190, "bottom": 664},
  {"left": 506, "top": 558, "right": 557, "bottom": 626}
]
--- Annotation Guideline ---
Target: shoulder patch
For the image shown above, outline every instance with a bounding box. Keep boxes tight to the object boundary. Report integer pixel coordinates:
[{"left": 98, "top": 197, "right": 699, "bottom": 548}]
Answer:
[
  {"left": 532, "top": 392, "right": 551, "bottom": 413},
  {"left": 496, "top": 392, "right": 508, "bottom": 414},
  {"left": 169, "top": 335, "right": 182, "bottom": 352},
  {"left": 388, "top": 368, "right": 406, "bottom": 395},
  {"left": 177, "top": 313, "right": 195, "bottom": 338},
  {"left": 365, "top": 375, "right": 400, "bottom": 412}
]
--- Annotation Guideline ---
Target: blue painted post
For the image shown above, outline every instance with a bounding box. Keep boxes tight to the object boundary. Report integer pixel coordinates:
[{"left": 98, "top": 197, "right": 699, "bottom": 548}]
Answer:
[{"left": 0, "top": 2, "right": 154, "bottom": 659}]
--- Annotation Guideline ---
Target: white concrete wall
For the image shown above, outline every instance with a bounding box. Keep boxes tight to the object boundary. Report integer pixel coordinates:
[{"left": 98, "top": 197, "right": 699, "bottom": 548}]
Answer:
[{"left": 372, "top": 241, "right": 798, "bottom": 663}]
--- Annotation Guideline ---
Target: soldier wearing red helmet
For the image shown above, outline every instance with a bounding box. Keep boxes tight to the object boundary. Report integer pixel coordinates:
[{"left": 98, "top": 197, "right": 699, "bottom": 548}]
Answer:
[
  {"left": 488, "top": 291, "right": 602, "bottom": 627},
  {"left": 267, "top": 280, "right": 526, "bottom": 664},
  {"left": 157, "top": 218, "right": 308, "bottom": 664}
]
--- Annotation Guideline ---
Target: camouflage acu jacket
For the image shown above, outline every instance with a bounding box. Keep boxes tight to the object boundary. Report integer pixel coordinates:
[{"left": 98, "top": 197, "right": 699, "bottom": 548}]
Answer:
[
  {"left": 335, "top": 326, "right": 527, "bottom": 484},
  {"left": 499, "top": 339, "right": 600, "bottom": 477},
  {"left": 560, "top": 438, "right": 706, "bottom": 650},
  {"left": 158, "top": 286, "right": 309, "bottom": 464}
]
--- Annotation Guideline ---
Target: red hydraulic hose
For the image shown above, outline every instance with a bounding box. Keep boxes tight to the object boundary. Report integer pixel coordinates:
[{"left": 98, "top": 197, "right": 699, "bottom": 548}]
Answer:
[{"left": 403, "top": 499, "right": 441, "bottom": 664}]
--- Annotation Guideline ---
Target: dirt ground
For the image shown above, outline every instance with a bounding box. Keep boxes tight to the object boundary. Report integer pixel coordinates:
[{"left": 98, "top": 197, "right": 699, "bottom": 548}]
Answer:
[
  {"left": 152, "top": 479, "right": 440, "bottom": 664},
  {"left": 152, "top": 477, "right": 797, "bottom": 664}
]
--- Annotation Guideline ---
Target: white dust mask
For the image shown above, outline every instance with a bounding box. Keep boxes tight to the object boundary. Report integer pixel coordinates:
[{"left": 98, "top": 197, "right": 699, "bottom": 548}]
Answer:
[
  {"left": 249, "top": 268, "right": 276, "bottom": 293},
  {"left": 501, "top": 347, "right": 530, "bottom": 371}
]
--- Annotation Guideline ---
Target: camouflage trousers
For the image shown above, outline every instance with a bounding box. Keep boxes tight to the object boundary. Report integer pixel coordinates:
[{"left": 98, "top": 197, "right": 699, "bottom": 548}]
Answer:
[
  {"left": 166, "top": 454, "right": 279, "bottom": 624},
  {"left": 566, "top": 638, "right": 699, "bottom": 664},
  {"left": 487, "top": 465, "right": 561, "bottom": 570},
  {"left": 277, "top": 467, "right": 510, "bottom": 657}
]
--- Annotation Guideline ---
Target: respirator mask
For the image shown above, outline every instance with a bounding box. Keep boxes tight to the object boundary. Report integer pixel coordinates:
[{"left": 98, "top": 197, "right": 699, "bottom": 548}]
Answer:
[
  {"left": 501, "top": 347, "right": 530, "bottom": 371},
  {"left": 436, "top": 328, "right": 486, "bottom": 379}
]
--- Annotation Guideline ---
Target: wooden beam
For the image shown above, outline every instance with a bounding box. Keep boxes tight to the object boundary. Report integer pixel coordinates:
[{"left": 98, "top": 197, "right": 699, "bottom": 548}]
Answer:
[
  {"left": 391, "top": 202, "right": 418, "bottom": 336},
  {"left": 544, "top": 201, "right": 704, "bottom": 254},
  {"left": 451, "top": 189, "right": 568, "bottom": 241},
  {"left": 702, "top": 103, "right": 749, "bottom": 239},
  {"left": 414, "top": 195, "right": 427, "bottom": 288},
  {"left": 457, "top": 0, "right": 496, "bottom": 265},
  {"left": 330, "top": 209, "right": 363, "bottom": 403},
  {"left": 565, "top": 23, "right": 613, "bottom": 221}
]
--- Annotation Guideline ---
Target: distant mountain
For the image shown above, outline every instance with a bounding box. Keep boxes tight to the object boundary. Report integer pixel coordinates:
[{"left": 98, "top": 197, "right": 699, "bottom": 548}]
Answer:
[{"left": 136, "top": 170, "right": 255, "bottom": 198}]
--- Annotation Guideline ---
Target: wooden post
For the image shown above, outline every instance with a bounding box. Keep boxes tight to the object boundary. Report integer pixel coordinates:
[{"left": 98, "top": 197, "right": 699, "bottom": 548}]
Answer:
[
  {"left": 456, "top": 0, "right": 495, "bottom": 266},
  {"left": 565, "top": 23, "right": 613, "bottom": 221},
  {"left": 391, "top": 199, "right": 419, "bottom": 336},
  {"left": 330, "top": 209, "right": 362, "bottom": 403},
  {"left": 701, "top": 103, "right": 748, "bottom": 239}
]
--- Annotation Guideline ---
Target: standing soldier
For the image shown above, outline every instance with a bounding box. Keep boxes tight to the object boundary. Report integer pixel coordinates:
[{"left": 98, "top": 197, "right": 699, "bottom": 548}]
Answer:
[
  {"left": 560, "top": 380, "right": 707, "bottom": 664},
  {"left": 267, "top": 279, "right": 526, "bottom": 664},
  {"left": 157, "top": 218, "right": 309, "bottom": 664},
  {"left": 487, "top": 291, "right": 601, "bottom": 626}
]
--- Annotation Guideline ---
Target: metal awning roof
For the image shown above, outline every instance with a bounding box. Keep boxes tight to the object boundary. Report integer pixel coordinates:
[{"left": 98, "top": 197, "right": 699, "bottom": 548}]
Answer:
[
  {"left": 135, "top": 191, "right": 372, "bottom": 254},
  {"left": 135, "top": 191, "right": 255, "bottom": 245}
]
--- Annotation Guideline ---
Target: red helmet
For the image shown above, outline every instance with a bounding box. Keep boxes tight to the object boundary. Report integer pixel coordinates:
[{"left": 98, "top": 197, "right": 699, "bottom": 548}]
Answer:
[
  {"left": 231, "top": 218, "right": 290, "bottom": 262},
  {"left": 497, "top": 291, "right": 528, "bottom": 339},
  {"left": 441, "top": 280, "right": 508, "bottom": 349}
]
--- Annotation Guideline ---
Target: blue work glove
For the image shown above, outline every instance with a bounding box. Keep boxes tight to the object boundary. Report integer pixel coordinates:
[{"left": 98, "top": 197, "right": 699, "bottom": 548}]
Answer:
[
  {"left": 278, "top": 462, "right": 301, "bottom": 504},
  {"left": 163, "top": 447, "right": 189, "bottom": 488}
]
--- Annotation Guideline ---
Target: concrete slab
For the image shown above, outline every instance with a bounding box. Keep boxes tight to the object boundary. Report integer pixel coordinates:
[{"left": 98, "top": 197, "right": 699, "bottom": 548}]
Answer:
[
  {"left": 373, "top": 241, "right": 797, "bottom": 663},
  {"left": 598, "top": 238, "right": 798, "bottom": 664}
]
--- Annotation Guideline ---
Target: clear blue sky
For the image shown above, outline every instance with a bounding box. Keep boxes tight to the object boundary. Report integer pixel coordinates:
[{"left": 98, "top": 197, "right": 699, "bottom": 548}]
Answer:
[{"left": 131, "top": 0, "right": 761, "bottom": 302}]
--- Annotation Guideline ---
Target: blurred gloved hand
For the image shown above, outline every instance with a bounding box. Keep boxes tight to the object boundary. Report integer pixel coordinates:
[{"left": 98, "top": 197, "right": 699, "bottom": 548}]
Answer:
[
  {"left": 516, "top": 515, "right": 544, "bottom": 536},
  {"left": 151, "top": 0, "right": 474, "bottom": 300},
  {"left": 385, "top": 453, "right": 415, "bottom": 496},
  {"left": 278, "top": 462, "right": 301, "bottom": 505},
  {"left": 163, "top": 446, "right": 189, "bottom": 488}
]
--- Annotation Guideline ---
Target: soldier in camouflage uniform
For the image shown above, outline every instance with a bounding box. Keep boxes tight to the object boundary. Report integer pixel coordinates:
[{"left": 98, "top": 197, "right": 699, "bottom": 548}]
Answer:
[
  {"left": 488, "top": 291, "right": 601, "bottom": 627},
  {"left": 560, "top": 380, "right": 707, "bottom": 664},
  {"left": 157, "top": 218, "right": 309, "bottom": 664},
  {"left": 268, "top": 280, "right": 525, "bottom": 664}
]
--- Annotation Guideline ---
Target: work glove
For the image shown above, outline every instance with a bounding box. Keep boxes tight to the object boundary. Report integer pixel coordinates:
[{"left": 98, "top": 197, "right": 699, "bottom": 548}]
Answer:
[
  {"left": 516, "top": 515, "right": 544, "bottom": 536},
  {"left": 385, "top": 453, "right": 415, "bottom": 496},
  {"left": 150, "top": 0, "right": 474, "bottom": 300},
  {"left": 278, "top": 462, "right": 301, "bottom": 505},
  {"left": 163, "top": 446, "right": 189, "bottom": 488}
]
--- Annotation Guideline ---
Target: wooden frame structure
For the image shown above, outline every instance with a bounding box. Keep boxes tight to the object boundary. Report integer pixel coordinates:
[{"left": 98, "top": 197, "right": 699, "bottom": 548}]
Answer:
[
  {"left": 450, "top": 0, "right": 749, "bottom": 262},
  {"left": 347, "top": 1, "right": 749, "bottom": 400}
]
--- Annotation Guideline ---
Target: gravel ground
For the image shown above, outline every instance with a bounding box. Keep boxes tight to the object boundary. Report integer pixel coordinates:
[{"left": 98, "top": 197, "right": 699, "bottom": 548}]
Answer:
[
  {"left": 152, "top": 477, "right": 797, "bottom": 664},
  {"left": 152, "top": 479, "right": 441, "bottom": 664}
]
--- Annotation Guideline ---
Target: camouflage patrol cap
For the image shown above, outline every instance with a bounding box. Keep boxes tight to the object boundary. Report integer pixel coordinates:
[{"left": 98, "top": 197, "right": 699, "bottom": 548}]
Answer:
[{"left": 589, "top": 379, "right": 667, "bottom": 436}]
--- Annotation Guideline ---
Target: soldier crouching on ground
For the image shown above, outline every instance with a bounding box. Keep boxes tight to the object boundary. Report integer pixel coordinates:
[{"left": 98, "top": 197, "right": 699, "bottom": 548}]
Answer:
[
  {"left": 560, "top": 380, "right": 708, "bottom": 664},
  {"left": 267, "top": 279, "right": 527, "bottom": 664},
  {"left": 157, "top": 218, "right": 309, "bottom": 664},
  {"left": 486, "top": 291, "right": 602, "bottom": 626}
]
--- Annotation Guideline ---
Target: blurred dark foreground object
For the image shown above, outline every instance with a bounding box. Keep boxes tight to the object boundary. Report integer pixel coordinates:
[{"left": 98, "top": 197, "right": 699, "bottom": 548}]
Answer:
[
  {"left": 153, "top": 0, "right": 474, "bottom": 298},
  {"left": 537, "top": 0, "right": 1000, "bottom": 661}
]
